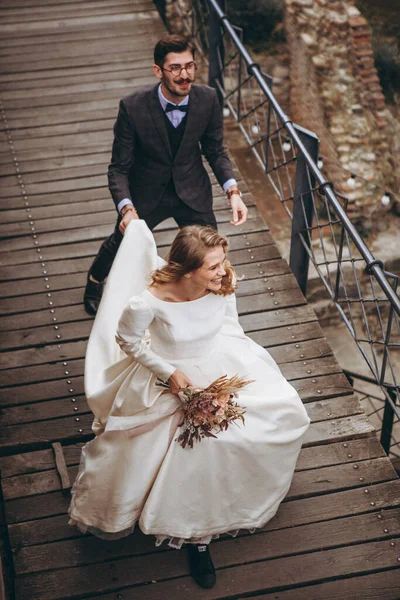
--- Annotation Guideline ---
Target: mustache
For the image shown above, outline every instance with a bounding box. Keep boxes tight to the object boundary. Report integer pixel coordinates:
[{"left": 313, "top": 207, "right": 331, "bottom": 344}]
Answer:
[{"left": 175, "top": 78, "right": 193, "bottom": 84}]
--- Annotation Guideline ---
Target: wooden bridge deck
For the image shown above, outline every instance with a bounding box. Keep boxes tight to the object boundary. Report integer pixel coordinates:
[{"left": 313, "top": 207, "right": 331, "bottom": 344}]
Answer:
[{"left": 0, "top": 1, "right": 399, "bottom": 598}]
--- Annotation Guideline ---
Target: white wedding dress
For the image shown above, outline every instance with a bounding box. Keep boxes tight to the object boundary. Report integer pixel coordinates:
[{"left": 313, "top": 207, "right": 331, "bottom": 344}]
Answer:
[{"left": 68, "top": 220, "right": 310, "bottom": 547}]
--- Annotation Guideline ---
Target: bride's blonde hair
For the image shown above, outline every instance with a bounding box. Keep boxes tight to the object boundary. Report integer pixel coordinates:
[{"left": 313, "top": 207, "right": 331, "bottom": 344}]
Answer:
[{"left": 150, "top": 225, "right": 237, "bottom": 296}]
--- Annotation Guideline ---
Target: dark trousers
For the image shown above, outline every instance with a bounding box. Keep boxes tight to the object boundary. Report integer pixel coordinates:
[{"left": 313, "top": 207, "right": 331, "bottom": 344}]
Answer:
[{"left": 90, "top": 191, "right": 217, "bottom": 283}]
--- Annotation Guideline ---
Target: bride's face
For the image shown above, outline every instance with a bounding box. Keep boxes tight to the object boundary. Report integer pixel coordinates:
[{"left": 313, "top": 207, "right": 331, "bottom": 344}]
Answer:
[{"left": 188, "top": 246, "right": 227, "bottom": 292}]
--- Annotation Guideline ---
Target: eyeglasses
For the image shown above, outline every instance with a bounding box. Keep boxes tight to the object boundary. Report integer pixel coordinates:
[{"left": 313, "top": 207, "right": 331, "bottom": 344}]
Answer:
[{"left": 161, "top": 61, "right": 197, "bottom": 78}]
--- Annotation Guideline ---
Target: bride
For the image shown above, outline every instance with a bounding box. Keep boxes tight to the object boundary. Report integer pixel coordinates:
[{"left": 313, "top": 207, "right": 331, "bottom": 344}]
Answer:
[{"left": 68, "top": 220, "right": 310, "bottom": 589}]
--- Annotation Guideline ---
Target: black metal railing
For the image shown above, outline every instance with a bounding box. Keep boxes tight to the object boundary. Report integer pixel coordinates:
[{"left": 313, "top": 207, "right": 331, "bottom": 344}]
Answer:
[
  {"left": 162, "top": 0, "right": 400, "bottom": 452},
  {"left": 345, "top": 370, "right": 399, "bottom": 459}
]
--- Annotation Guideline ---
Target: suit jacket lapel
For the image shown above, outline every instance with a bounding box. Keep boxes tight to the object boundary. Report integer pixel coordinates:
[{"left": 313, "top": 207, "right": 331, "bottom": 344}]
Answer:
[{"left": 149, "top": 84, "right": 172, "bottom": 160}]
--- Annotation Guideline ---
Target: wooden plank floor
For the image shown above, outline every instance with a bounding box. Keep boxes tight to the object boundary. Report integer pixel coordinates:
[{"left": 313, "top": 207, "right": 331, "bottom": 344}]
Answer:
[{"left": 1, "top": 1, "right": 400, "bottom": 598}]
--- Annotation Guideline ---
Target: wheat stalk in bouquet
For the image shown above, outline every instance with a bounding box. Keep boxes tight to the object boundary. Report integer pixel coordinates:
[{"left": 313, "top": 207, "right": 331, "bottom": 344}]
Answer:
[{"left": 157, "top": 374, "right": 252, "bottom": 449}]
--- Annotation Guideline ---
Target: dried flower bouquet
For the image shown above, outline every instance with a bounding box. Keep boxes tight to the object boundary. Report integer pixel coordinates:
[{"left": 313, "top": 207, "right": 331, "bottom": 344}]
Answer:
[{"left": 157, "top": 374, "right": 252, "bottom": 448}]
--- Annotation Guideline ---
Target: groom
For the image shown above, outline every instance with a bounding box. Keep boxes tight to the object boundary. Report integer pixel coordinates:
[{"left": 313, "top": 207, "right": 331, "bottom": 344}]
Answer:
[{"left": 84, "top": 34, "right": 247, "bottom": 316}]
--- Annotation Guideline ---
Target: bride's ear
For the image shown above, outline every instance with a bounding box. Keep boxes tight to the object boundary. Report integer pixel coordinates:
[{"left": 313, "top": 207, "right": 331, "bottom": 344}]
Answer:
[{"left": 184, "top": 273, "right": 192, "bottom": 279}]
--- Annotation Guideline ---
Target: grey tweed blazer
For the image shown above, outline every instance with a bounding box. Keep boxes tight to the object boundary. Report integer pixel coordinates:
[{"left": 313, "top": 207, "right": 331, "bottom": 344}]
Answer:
[{"left": 108, "top": 83, "right": 235, "bottom": 215}]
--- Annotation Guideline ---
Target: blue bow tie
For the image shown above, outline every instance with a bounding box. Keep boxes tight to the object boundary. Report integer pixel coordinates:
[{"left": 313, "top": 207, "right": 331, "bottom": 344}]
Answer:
[{"left": 165, "top": 103, "right": 188, "bottom": 113}]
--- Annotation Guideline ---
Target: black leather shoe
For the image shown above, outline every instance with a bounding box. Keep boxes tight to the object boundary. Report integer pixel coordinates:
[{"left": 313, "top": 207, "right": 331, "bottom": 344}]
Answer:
[
  {"left": 187, "top": 544, "right": 216, "bottom": 589},
  {"left": 83, "top": 276, "right": 103, "bottom": 316}
]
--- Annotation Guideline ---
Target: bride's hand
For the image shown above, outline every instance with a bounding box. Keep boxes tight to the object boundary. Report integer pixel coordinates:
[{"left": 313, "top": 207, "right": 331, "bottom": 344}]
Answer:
[{"left": 168, "top": 369, "right": 192, "bottom": 396}]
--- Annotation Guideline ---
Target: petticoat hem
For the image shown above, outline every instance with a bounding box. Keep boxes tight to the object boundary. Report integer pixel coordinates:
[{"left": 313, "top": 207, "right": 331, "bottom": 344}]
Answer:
[{"left": 68, "top": 517, "right": 259, "bottom": 550}]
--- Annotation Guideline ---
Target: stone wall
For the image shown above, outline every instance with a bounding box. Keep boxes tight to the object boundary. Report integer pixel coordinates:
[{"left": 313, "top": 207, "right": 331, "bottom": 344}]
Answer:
[{"left": 285, "top": 0, "right": 397, "bottom": 226}]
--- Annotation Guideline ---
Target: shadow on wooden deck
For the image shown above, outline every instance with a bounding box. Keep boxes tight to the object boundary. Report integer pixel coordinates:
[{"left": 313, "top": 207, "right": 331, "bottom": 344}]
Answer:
[{"left": 0, "top": 1, "right": 399, "bottom": 598}]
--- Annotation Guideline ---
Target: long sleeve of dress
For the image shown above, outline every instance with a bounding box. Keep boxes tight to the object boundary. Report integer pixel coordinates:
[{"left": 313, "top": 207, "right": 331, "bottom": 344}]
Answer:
[
  {"left": 222, "top": 293, "right": 247, "bottom": 339},
  {"left": 115, "top": 296, "right": 176, "bottom": 381}
]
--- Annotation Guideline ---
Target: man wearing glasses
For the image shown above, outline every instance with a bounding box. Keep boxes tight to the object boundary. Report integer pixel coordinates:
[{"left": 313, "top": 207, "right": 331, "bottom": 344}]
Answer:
[{"left": 84, "top": 34, "right": 247, "bottom": 315}]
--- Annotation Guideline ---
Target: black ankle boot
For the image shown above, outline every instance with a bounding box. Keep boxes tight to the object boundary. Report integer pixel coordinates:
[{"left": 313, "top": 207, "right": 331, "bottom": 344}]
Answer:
[
  {"left": 187, "top": 544, "right": 216, "bottom": 589},
  {"left": 83, "top": 275, "right": 103, "bottom": 316}
]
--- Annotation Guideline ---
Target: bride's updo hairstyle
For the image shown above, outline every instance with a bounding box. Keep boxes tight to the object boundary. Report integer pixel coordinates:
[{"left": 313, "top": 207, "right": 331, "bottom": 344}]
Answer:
[{"left": 150, "top": 225, "right": 238, "bottom": 296}]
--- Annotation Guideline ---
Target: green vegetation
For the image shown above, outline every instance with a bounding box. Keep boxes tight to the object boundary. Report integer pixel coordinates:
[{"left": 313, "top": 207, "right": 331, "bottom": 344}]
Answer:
[
  {"left": 227, "top": 0, "right": 285, "bottom": 49},
  {"left": 356, "top": 0, "right": 400, "bottom": 104},
  {"left": 373, "top": 42, "right": 400, "bottom": 104}
]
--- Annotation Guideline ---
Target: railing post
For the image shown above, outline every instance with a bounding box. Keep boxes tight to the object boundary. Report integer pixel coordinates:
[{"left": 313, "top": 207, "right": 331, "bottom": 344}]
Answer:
[
  {"left": 381, "top": 388, "right": 398, "bottom": 455},
  {"left": 153, "top": 0, "right": 166, "bottom": 22},
  {"left": 263, "top": 72, "right": 273, "bottom": 173},
  {"left": 208, "top": 0, "right": 226, "bottom": 107},
  {"left": 289, "top": 125, "right": 319, "bottom": 297}
]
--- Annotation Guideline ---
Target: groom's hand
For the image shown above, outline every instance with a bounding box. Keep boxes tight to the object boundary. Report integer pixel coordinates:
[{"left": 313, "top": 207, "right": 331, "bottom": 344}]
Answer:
[
  {"left": 119, "top": 206, "right": 139, "bottom": 234},
  {"left": 227, "top": 187, "right": 248, "bottom": 226}
]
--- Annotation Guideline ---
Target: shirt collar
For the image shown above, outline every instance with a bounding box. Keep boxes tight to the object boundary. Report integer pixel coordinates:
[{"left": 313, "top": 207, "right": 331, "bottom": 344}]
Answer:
[{"left": 158, "top": 84, "right": 189, "bottom": 111}]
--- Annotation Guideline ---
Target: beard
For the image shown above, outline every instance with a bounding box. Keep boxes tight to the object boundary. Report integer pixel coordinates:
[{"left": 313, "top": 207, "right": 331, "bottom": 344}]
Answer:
[{"left": 162, "top": 73, "right": 194, "bottom": 98}]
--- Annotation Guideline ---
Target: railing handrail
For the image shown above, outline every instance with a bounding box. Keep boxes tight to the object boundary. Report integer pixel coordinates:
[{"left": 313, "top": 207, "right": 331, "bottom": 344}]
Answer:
[{"left": 205, "top": 0, "right": 400, "bottom": 317}]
